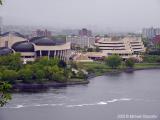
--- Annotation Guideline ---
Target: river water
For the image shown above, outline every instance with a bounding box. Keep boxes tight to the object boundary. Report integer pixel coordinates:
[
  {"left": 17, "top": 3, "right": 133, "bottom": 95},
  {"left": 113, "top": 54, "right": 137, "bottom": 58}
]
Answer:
[{"left": 1, "top": 69, "right": 160, "bottom": 120}]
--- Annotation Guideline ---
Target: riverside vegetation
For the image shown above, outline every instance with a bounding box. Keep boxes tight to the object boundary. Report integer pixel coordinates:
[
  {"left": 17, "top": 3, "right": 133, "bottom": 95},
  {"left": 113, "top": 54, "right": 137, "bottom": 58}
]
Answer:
[
  {"left": 0, "top": 53, "right": 87, "bottom": 87},
  {"left": 77, "top": 54, "right": 160, "bottom": 76},
  {"left": 0, "top": 53, "right": 160, "bottom": 106}
]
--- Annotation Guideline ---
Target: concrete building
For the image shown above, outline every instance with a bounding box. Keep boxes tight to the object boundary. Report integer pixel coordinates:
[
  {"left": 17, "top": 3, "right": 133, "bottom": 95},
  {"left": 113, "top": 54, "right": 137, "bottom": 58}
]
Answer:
[
  {"left": 0, "top": 32, "right": 27, "bottom": 48},
  {"left": 155, "top": 28, "right": 160, "bottom": 36},
  {"left": 0, "top": 32, "right": 71, "bottom": 62},
  {"left": 94, "top": 36, "right": 145, "bottom": 59},
  {"left": 153, "top": 35, "right": 160, "bottom": 48},
  {"left": 32, "top": 29, "right": 52, "bottom": 38},
  {"left": 66, "top": 35, "right": 95, "bottom": 48},
  {"left": 78, "top": 28, "right": 92, "bottom": 37},
  {"left": 142, "top": 27, "right": 160, "bottom": 39}
]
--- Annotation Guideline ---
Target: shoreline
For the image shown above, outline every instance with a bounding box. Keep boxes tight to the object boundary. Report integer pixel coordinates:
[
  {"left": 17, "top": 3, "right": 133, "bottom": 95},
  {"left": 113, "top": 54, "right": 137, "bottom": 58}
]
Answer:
[
  {"left": 88, "top": 66, "right": 160, "bottom": 78},
  {"left": 12, "top": 80, "right": 89, "bottom": 92},
  {"left": 11, "top": 67, "right": 160, "bottom": 92}
]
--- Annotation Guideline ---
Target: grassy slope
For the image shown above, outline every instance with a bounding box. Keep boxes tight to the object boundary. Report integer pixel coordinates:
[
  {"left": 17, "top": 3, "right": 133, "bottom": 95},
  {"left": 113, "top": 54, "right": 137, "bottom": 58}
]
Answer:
[{"left": 78, "top": 62, "right": 160, "bottom": 76}]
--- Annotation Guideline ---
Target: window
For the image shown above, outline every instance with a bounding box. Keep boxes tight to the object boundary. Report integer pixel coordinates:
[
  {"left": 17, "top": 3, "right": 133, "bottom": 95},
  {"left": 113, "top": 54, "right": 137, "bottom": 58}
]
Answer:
[{"left": 5, "top": 41, "right": 8, "bottom": 47}]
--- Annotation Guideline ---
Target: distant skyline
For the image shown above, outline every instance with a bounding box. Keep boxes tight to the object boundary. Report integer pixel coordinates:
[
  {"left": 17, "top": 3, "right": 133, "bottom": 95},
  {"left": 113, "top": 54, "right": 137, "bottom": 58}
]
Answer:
[{"left": 0, "top": 0, "right": 160, "bottom": 32}]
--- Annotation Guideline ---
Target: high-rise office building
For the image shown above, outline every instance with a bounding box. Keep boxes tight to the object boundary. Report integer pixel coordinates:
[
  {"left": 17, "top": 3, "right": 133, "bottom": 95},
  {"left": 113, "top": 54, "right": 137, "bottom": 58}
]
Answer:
[
  {"left": 33, "top": 29, "right": 52, "bottom": 38},
  {"left": 155, "top": 28, "right": 160, "bottom": 35},
  {"left": 66, "top": 35, "right": 95, "bottom": 48},
  {"left": 142, "top": 27, "right": 160, "bottom": 39},
  {"left": 78, "top": 28, "right": 92, "bottom": 37},
  {"left": 142, "top": 27, "right": 156, "bottom": 39}
]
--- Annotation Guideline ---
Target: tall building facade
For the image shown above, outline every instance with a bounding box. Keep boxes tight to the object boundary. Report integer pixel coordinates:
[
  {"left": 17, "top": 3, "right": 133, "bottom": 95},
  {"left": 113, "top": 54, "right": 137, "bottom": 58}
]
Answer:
[
  {"left": 33, "top": 29, "right": 52, "bottom": 38},
  {"left": 153, "top": 35, "right": 160, "bottom": 48},
  {"left": 66, "top": 35, "right": 95, "bottom": 48},
  {"left": 142, "top": 27, "right": 160, "bottom": 39},
  {"left": 78, "top": 28, "right": 92, "bottom": 37}
]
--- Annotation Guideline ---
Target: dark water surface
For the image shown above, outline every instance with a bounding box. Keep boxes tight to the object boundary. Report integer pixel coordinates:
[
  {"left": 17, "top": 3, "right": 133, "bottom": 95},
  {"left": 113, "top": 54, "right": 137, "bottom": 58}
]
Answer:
[{"left": 1, "top": 70, "right": 160, "bottom": 120}]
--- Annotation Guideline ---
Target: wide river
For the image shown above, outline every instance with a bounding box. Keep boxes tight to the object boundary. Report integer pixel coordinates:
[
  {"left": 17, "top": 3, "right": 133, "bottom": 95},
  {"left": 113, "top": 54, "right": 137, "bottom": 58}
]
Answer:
[{"left": 1, "top": 69, "right": 160, "bottom": 120}]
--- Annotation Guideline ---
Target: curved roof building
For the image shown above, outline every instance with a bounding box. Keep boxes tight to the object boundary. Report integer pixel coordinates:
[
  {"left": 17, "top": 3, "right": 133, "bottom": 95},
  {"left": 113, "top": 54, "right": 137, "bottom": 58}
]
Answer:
[
  {"left": 0, "top": 47, "right": 13, "bottom": 55},
  {"left": 0, "top": 32, "right": 26, "bottom": 38},
  {"left": 12, "top": 41, "right": 34, "bottom": 52},
  {"left": 30, "top": 37, "right": 56, "bottom": 46},
  {"left": 0, "top": 32, "right": 71, "bottom": 62}
]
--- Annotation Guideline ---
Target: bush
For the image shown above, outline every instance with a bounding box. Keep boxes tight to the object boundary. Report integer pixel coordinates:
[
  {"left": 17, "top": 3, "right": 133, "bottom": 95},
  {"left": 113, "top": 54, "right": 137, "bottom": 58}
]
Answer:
[
  {"left": 0, "top": 53, "right": 22, "bottom": 70},
  {"left": 58, "top": 60, "right": 67, "bottom": 68},
  {"left": 77, "top": 71, "right": 86, "bottom": 79},
  {"left": 34, "top": 70, "right": 45, "bottom": 81},
  {"left": 0, "top": 81, "right": 12, "bottom": 107},
  {"left": 44, "top": 66, "right": 64, "bottom": 81},
  {"left": 2, "top": 70, "right": 18, "bottom": 83},
  {"left": 143, "top": 55, "right": 160, "bottom": 63},
  {"left": 18, "top": 69, "right": 33, "bottom": 83},
  {"left": 70, "top": 62, "right": 78, "bottom": 69},
  {"left": 53, "top": 73, "right": 66, "bottom": 83},
  {"left": 105, "top": 55, "right": 122, "bottom": 69},
  {"left": 125, "top": 58, "right": 135, "bottom": 68}
]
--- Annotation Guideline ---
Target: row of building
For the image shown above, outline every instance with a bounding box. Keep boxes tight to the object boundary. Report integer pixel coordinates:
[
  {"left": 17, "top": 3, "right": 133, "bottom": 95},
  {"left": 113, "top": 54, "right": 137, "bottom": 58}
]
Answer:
[
  {"left": 72, "top": 36, "right": 146, "bottom": 62},
  {"left": 0, "top": 32, "right": 71, "bottom": 63},
  {"left": 66, "top": 35, "right": 95, "bottom": 48},
  {"left": 142, "top": 27, "right": 160, "bottom": 49},
  {"left": 95, "top": 36, "right": 145, "bottom": 58},
  {"left": 0, "top": 26, "right": 146, "bottom": 63},
  {"left": 142, "top": 27, "right": 160, "bottom": 39}
]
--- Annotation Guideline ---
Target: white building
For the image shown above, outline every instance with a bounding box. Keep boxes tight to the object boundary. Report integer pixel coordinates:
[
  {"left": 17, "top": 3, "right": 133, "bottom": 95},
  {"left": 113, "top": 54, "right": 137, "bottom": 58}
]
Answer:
[
  {"left": 95, "top": 36, "right": 145, "bottom": 59},
  {"left": 0, "top": 32, "right": 71, "bottom": 62},
  {"left": 66, "top": 35, "right": 95, "bottom": 48}
]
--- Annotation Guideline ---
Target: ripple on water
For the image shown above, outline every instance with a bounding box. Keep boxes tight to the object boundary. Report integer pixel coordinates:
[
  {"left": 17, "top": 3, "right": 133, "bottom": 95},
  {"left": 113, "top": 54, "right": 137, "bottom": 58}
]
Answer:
[{"left": 2, "top": 98, "right": 132, "bottom": 109}]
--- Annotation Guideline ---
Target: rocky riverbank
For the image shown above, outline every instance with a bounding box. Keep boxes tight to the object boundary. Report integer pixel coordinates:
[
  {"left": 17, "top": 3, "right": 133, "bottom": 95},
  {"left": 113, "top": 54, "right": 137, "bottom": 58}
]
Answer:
[{"left": 12, "top": 80, "right": 89, "bottom": 92}]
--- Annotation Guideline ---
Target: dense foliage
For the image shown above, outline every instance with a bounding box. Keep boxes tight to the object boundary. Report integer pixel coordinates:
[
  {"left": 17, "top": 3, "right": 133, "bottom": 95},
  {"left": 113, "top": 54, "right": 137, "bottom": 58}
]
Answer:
[
  {"left": 105, "top": 55, "right": 122, "bottom": 69},
  {"left": 125, "top": 58, "right": 135, "bottom": 68},
  {"left": 0, "top": 54, "right": 86, "bottom": 85},
  {"left": 0, "top": 82, "right": 12, "bottom": 107},
  {"left": 143, "top": 55, "right": 160, "bottom": 63}
]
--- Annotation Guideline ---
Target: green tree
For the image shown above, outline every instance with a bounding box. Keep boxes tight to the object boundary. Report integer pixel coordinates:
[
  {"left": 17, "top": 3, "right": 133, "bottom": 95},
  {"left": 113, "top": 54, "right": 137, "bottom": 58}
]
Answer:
[
  {"left": 58, "top": 60, "right": 67, "bottom": 68},
  {"left": 0, "top": 0, "right": 12, "bottom": 107},
  {"left": 18, "top": 69, "right": 33, "bottom": 83},
  {"left": 105, "top": 55, "right": 122, "bottom": 69},
  {"left": 64, "top": 68, "right": 72, "bottom": 80},
  {"left": 34, "top": 70, "right": 45, "bottom": 83},
  {"left": 70, "top": 61, "right": 78, "bottom": 69},
  {"left": 44, "top": 65, "right": 63, "bottom": 81},
  {"left": 0, "top": 53, "right": 22, "bottom": 70},
  {"left": 37, "top": 57, "right": 60, "bottom": 66},
  {"left": 9, "top": 53, "right": 22, "bottom": 70},
  {"left": 77, "top": 71, "right": 86, "bottom": 79},
  {"left": 2, "top": 70, "right": 18, "bottom": 84},
  {"left": 0, "top": 81, "right": 12, "bottom": 107},
  {"left": 125, "top": 58, "right": 135, "bottom": 68}
]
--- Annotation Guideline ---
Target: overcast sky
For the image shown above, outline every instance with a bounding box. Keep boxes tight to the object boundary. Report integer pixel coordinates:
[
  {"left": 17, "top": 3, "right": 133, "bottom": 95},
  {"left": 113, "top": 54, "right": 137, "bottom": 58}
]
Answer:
[{"left": 0, "top": 0, "right": 160, "bottom": 32}]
